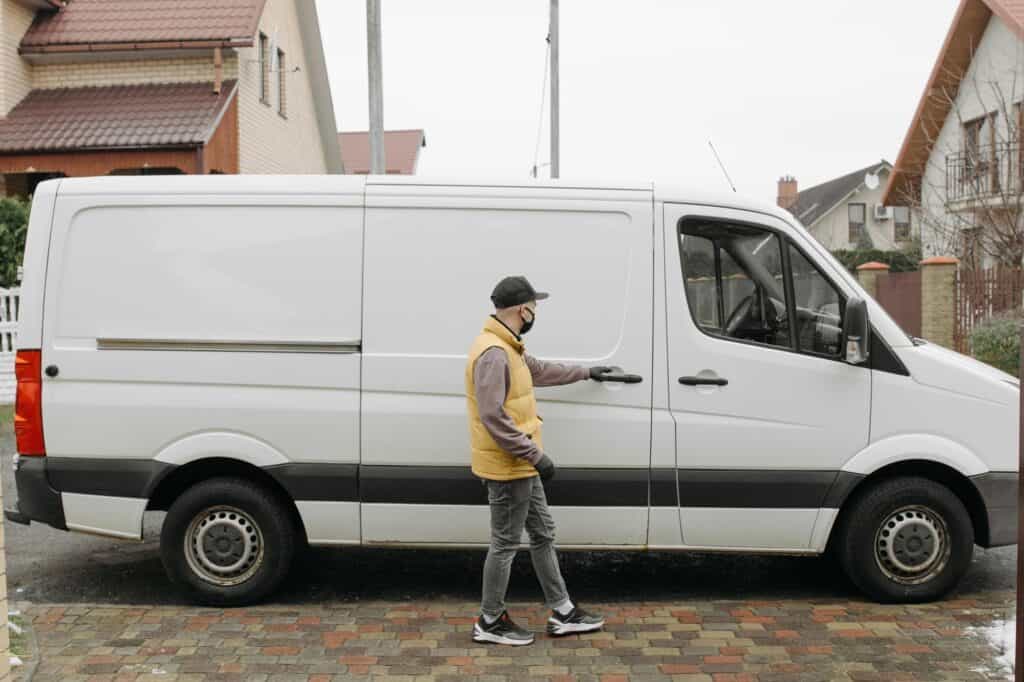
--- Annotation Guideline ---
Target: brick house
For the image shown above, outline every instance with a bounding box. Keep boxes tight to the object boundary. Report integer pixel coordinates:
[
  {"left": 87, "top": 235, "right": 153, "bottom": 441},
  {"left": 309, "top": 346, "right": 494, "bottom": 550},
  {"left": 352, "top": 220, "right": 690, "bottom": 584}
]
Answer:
[
  {"left": 0, "top": 0, "right": 342, "bottom": 196},
  {"left": 777, "top": 161, "right": 917, "bottom": 251},
  {"left": 883, "top": 0, "right": 1023, "bottom": 268}
]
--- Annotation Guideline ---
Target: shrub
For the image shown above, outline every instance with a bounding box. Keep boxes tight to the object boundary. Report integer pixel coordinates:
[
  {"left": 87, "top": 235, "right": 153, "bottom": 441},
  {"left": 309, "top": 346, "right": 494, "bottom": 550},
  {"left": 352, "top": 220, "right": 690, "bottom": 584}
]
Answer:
[
  {"left": 0, "top": 197, "right": 29, "bottom": 288},
  {"left": 970, "top": 314, "right": 1022, "bottom": 376},
  {"left": 831, "top": 244, "right": 922, "bottom": 274}
]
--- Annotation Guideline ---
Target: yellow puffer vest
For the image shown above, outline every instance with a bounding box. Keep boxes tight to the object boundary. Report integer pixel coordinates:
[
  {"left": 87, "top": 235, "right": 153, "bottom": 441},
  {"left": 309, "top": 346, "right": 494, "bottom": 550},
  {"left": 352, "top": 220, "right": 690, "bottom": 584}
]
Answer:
[{"left": 465, "top": 317, "right": 542, "bottom": 481}]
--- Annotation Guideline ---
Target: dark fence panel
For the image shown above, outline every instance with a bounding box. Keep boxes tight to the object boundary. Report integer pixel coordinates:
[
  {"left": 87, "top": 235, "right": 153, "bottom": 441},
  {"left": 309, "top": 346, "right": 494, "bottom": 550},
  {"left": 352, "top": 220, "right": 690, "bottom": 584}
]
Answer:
[{"left": 876, "top": 271, "right": 922, "bottom": 338}]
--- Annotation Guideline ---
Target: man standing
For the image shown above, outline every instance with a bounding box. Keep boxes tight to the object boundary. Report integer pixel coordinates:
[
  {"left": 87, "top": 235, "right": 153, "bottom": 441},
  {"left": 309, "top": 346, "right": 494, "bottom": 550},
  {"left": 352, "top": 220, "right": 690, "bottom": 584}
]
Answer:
[{"left": 466, "top": 275, "right": 612, "bottom": 646}]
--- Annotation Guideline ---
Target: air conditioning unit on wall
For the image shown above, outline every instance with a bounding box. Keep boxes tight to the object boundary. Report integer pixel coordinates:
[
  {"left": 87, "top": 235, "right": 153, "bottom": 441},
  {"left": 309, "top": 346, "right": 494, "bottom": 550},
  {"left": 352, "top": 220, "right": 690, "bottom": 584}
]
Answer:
[{"left": 873, "top": 205, "right": 892, "bottom": 221}]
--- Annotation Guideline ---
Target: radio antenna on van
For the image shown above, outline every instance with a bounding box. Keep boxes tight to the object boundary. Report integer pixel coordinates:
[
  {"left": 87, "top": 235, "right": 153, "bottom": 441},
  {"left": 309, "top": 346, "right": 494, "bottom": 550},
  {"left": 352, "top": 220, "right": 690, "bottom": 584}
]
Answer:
[{"left": 708, "top": 140, "right": 737, "bottom": 193}]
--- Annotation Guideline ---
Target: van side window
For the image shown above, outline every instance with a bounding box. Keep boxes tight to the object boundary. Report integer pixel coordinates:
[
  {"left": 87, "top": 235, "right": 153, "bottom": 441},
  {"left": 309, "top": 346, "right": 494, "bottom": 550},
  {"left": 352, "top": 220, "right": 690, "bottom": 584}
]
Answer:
[
  {"left": 679, "top": 220, "right": 791, "bottom": 350},
  {"left": 787, "top": 243, "right": 844, "bottom": 357}
]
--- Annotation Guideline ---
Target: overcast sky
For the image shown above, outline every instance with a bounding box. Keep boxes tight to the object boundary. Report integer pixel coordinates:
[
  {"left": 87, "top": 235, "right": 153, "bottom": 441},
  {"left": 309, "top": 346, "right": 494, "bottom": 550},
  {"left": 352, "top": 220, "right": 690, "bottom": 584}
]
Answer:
[{"left": 314, "top": 1, "right": 959, "bottom": 203}]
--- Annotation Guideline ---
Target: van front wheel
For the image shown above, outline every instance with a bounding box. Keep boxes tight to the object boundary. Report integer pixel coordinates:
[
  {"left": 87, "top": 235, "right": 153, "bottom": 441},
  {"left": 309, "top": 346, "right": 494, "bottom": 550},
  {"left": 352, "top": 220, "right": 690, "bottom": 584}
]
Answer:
[
  {"left": 836, "top": 476, "right": 973, "bottom": 603},
  {"left": 160, "top": 478, "right": 296, "bottom": 606}
]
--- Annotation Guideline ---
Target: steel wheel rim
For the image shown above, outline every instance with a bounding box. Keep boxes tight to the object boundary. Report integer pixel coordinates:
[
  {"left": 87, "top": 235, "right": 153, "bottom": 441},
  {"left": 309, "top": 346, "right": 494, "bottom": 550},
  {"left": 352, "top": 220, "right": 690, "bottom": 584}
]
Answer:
[
  {"left": 874, "top": 504, "right": 950, "bottom": 585},
  {"left": 184, "top": 505, "right": 264, "bottom": 587}
]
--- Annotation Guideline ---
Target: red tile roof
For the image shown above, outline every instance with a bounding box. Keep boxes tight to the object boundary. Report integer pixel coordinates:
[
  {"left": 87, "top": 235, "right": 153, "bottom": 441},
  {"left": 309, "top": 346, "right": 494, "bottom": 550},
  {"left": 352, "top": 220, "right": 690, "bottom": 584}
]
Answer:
[
  {"left": 20, "top": 0, "right": 266, "bottom": 53},
  {"left": 990, "top": 0, "right": 1024, "bottom": 32},
  {"left": 0, "top": 81, "right": 237, "bottom": 153},
  {"left": 338, "top": 129, "right": 426, "bottom": 174},
  {"left": 884, "top": 0, "right": 1024, "bottom": 204}
]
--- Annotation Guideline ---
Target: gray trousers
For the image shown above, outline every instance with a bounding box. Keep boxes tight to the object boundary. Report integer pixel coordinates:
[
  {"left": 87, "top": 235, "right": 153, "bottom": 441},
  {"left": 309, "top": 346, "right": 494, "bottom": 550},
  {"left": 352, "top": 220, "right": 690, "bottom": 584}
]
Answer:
[{"left": 480, "top": 475, "right": 569, "bottom": 618}]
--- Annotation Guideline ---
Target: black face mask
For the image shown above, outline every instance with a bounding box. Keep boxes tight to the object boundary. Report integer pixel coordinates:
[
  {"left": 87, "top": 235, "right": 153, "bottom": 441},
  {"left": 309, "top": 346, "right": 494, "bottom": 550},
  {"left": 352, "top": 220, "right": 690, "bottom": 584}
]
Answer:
[{"left": 520, "top": 307, "right": 536, "bottom": 335}]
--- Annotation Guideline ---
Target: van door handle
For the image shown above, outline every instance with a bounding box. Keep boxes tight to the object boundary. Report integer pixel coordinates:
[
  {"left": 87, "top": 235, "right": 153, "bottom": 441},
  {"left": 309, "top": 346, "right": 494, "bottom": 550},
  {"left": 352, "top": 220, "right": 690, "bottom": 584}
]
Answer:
[{"left": 679, "top": 376, "right": 728, "bottom": 386}]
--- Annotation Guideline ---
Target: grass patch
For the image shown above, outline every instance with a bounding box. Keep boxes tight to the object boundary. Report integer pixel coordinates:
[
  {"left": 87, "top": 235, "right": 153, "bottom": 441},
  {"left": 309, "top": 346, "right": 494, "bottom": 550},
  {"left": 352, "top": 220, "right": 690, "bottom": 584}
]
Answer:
[{"left": 9, "top": 613, "right": 29, "bottom": 659}]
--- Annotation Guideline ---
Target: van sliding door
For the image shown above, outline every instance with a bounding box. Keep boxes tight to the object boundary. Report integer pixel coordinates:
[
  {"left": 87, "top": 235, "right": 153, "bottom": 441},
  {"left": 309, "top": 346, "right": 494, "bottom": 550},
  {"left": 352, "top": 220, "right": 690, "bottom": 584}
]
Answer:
[{"left": 360, "top": 182, "right": 655, "bottom": 547}]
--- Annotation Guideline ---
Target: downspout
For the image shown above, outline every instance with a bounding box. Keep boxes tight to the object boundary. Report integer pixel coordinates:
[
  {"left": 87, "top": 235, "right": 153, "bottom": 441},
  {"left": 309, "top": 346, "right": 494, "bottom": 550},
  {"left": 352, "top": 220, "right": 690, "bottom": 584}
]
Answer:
[{"left": 213, "top": 47, "right": 223, "bottom": 94}]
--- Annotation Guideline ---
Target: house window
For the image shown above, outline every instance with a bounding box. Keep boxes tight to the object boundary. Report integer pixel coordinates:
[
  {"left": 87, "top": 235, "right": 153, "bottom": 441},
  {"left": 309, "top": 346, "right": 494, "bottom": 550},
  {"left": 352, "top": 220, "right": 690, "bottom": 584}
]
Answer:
[
  {"left": 848, "top": 203, "right": 866, "bottom": 244},
  {"left": 277, "top": 49, "right": 287, "bottom": 118},
  {"left": 964, "top": 116, "right": 985, "bottom": 162},
  {"left": 963, "top": 114, "right": 996, "bottom": 189},
  {"left": 893, "top": 206, "right": 912, "bottom": 241},
  {"left": 259, "top": 33, "right": 270, "bottom": 105}
]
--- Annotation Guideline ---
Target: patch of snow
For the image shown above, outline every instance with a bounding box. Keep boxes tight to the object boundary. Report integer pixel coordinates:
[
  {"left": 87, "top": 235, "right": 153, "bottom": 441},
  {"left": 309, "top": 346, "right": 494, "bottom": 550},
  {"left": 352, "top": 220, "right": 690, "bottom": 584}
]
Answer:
[{"left": 967, "top": 615, "right": 1015, "bottom": 677}]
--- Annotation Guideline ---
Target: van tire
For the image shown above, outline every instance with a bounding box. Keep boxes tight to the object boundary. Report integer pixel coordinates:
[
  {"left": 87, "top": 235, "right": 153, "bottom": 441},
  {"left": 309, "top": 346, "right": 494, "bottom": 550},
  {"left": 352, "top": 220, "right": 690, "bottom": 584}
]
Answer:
[
  {"left": 835, "top": 476, "right": 973, "bottom": 603},
  {"left": 160, "top": 477, "right": 296, "bottom": 606}
]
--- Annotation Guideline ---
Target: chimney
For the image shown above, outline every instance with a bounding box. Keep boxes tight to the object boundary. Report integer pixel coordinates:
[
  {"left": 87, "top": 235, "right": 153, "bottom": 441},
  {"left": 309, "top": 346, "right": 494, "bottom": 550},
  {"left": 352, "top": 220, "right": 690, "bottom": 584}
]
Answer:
[{"left": 777, "top": 176, "right": 798, "bottom": 210}]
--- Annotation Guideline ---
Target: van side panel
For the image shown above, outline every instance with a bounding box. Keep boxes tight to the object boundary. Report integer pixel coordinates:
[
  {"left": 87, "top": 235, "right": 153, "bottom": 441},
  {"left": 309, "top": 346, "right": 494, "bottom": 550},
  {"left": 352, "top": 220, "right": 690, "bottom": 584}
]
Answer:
[
  {"left": 41, "top": 191, "right": 364, "bottom": 541},
  {"left": 361, "top": 184, "right": 654, "bottom": 546}
]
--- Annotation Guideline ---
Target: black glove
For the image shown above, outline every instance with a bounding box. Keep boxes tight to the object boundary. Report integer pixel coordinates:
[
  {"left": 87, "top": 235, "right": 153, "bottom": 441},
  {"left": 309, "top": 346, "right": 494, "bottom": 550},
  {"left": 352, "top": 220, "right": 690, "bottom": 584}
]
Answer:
[
  {"left": 535, "top": 454, "right": 556, "bottom": 481},
  {"left": 589, "top": 366, "right": 614, "bottom": 381}
]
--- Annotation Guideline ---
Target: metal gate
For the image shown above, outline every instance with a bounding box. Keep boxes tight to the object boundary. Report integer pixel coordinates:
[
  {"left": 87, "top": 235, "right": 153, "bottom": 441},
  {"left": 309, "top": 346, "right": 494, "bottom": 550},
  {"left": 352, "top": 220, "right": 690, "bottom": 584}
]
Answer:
[
  {"left": 954, "top": 266, "right": 1024, "bottom": 353},
  {"left": 875, "top": 271, "right": 922, "bottom": 338}
]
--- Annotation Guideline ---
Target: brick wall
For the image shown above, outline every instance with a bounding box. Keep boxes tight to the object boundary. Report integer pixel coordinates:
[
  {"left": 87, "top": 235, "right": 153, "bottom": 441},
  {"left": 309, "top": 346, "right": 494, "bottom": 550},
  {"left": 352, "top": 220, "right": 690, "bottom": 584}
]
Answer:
[
  {"left": 236, "top": 0, "right": 327, "bottom": 174},
  {"left": 0, "top": 0, "right": 35, "bottom": 116},
  {"left": 33, "top": 55, "right": 239, "bottom": 90},
  {"left": 856, "top": 262, "right": 890, "bottom": 300},
  {"left": 920, "top": 257, "right": 959, "bottom": 349}
]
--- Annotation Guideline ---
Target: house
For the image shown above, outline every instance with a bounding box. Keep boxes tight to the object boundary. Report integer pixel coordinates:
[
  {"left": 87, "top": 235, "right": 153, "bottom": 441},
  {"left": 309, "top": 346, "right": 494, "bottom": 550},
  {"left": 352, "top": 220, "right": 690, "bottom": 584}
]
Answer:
[
  {"left": 0, "top": 0, "right": 342, "bottom": 197},
  {"left": 883, "top": 0, "right": 1024, "bottom": 268},
  {"left": 777, "top": 161, "right": 916, "bottom": 251},
  {"left": 338, "top": 129, "right": 426, "bottom": 174}
]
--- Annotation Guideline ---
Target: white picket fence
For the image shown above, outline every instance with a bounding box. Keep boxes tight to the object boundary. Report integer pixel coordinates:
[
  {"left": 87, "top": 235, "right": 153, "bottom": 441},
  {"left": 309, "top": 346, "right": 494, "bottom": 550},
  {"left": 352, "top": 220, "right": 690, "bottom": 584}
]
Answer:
[{"left": 0, "top": 288, "right": 19, "bottom": 404}]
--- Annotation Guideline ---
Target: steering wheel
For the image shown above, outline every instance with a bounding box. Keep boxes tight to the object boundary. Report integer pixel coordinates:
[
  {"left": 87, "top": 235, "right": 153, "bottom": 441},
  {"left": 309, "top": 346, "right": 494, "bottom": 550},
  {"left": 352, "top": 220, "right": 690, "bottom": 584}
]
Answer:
[
  {"left": 725, "top": 294, "right": 787, "bottom": 338},
  {"left": 724, "top": 295, "right": 755, "bottom": 336}
]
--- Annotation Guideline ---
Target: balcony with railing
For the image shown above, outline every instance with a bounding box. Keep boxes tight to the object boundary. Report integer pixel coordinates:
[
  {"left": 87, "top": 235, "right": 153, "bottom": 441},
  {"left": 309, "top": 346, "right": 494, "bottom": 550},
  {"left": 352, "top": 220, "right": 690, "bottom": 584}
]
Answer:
[{"left": 945, "top": 142, "right": 1022, "bottom": 204}]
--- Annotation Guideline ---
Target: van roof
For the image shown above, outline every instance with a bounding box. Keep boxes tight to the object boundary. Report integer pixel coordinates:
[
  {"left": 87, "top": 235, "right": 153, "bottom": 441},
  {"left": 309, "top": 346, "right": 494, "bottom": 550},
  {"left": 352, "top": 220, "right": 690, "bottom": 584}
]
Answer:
[{"left": 49, "top": 175, "right": 791, "bottom": 220}]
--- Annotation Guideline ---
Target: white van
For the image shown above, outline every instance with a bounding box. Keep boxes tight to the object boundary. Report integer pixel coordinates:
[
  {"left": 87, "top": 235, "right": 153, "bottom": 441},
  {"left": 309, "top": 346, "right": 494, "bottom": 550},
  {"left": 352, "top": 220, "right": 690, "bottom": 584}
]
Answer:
[{"left": 6, "top": 175, "right": 1017, "bottom": 605}]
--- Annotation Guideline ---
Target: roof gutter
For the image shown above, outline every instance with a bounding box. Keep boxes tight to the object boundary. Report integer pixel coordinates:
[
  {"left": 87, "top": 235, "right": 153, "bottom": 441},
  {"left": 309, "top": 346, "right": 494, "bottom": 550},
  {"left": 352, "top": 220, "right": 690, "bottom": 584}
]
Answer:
[
  {"left": 19, "top": 37, "right": 253, "bottom": 55},
  {"left": 0, "top": 144, "right": 203, "bottom": 156}
]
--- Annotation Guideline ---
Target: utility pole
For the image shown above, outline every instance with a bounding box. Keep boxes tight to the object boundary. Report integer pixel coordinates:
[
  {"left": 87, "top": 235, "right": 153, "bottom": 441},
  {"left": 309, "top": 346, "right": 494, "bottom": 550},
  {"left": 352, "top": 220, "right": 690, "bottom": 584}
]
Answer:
[
  {"left": 549, "top": 0, "right": 559, "bottom": 179},
  {"left": 366, "top": 0, "right": 385, "bottom": 174}
]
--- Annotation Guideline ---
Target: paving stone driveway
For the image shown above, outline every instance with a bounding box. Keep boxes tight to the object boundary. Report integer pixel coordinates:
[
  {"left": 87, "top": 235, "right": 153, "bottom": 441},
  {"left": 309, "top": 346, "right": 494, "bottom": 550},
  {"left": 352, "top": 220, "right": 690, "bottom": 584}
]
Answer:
[{"left": 9, "top": 590, "right": 1016, "bottom": 681}]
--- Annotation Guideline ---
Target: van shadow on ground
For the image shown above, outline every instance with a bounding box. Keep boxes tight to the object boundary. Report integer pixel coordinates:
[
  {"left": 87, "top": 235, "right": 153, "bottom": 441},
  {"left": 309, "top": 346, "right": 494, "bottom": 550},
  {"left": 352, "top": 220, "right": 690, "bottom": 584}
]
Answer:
[
  {"left": 5, "top": 504, "right": 1015, "bottom": 607},
  {"left": 12, "top": 540, "right": 1013, "bottom": 607}
]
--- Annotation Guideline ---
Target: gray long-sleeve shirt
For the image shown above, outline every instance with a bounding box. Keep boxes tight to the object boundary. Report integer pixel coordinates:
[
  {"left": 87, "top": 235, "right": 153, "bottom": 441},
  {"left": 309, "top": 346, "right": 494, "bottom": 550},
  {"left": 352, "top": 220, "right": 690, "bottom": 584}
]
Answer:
[{"left": 472, "top": 346, "right": 589, "bottom": 465}]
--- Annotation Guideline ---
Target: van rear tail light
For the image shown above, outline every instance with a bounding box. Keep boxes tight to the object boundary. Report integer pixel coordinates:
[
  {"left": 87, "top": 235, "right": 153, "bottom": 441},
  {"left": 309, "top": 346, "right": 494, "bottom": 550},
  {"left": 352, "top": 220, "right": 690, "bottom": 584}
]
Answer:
[{"left": 14, "top": 350, "right": 45, "bottom": 456}]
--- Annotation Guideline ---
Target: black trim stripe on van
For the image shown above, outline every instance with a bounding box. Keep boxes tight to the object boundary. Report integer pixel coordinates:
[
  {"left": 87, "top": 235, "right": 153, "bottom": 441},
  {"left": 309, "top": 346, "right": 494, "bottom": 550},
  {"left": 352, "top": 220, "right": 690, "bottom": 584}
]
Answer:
[{"left": 41, "top": 458, "right": 865, "bottom": 509}]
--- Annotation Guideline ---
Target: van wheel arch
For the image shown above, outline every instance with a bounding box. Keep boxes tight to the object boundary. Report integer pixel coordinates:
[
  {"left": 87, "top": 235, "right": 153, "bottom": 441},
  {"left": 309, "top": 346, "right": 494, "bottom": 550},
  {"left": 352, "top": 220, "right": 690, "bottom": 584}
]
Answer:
[
  {"left": 146, "top": 457, "right": 308, "bottom": 547},
  {"left": 828, "top": 459, "right": 988, "bottom": 550}
]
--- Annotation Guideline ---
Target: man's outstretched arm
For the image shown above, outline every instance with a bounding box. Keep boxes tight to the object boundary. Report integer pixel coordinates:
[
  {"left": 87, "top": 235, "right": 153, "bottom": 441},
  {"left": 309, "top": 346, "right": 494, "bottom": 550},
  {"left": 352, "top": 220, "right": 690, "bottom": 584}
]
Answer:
[{"left": 525, "top": 354, "right": 610, "bottom": 386}]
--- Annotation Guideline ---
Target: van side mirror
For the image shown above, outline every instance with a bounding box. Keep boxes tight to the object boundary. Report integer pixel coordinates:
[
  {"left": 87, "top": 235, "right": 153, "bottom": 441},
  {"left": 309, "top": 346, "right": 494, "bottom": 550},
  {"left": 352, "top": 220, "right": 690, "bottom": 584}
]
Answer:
[{"left": 843, "top": 297, "right": 870, "bottom": 365}]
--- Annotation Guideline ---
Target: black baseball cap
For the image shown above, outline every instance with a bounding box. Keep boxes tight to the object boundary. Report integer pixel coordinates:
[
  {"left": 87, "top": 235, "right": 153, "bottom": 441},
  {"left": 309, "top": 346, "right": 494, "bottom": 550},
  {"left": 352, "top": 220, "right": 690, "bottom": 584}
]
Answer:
[{"left": 490, "top": 276, "right": 549, "bottom": 308}]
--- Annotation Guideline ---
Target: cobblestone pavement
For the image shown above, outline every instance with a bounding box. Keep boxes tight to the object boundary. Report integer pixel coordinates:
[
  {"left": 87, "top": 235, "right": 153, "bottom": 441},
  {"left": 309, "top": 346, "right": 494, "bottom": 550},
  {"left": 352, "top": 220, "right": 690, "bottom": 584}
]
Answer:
[{"left": 9, "top": 590, "right": 1017, "bottom": 682}]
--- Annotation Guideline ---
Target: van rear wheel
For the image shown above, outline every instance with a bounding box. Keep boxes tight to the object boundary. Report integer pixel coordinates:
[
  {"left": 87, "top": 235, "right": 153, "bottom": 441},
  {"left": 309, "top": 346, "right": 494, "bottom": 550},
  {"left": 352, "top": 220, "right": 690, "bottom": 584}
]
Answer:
[
  {"left": 160, "top": 477, "right": 295, "bottom": 606},
  {"left": 836, "top": 476, "right": 973, "bottom": 603}
]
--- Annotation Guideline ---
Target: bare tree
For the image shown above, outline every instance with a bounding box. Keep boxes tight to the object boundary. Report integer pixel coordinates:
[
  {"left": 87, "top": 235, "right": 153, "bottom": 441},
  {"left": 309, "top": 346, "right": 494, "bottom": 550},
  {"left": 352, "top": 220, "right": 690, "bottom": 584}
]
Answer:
[{"left": 892, "top": 48, "right": 1023, "bottom": 268}]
